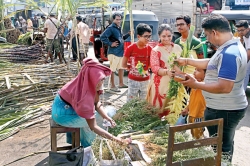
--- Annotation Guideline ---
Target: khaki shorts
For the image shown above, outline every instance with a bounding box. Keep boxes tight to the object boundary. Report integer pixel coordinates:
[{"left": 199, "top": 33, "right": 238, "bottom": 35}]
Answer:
[
  {"left": 108, "top": 54, "right": 123, "bottom": 72},
  {"left": 79, "top": 43, "right": 89, "bottom": 54},
  {"left": 46, "top": 38, "right": 60, "bottom": 53}
]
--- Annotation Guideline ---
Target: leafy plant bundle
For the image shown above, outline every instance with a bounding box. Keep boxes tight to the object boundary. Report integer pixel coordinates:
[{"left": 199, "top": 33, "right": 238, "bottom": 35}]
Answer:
[
  {"left": 165, "top": 52, "right": 189, "bottom": 125},
  {"left": 144, "top": 129, "right": 217, "bottom": 165},
  {"left": 17, "top": 32, "right": 32, "bottom": 45},
  {"left": 164, "top": 26, "right": 201, "bottom": 125},
  {"left": 109, "top": 99, "right": 167, "bottom": 136}
]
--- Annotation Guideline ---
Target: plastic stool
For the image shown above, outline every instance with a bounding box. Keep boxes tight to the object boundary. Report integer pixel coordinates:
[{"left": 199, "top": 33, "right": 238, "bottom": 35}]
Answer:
[{"left": 50, "top": 118, "right": 80, "bottom": 152}]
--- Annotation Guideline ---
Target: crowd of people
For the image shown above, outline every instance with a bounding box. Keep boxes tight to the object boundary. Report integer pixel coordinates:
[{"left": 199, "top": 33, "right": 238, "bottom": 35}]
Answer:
[{"left": 48, "top": 11, "right": 249, "bottom": 164}]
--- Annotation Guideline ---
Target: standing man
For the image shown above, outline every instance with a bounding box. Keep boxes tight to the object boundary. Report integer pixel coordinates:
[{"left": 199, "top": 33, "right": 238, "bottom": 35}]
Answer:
[
  {"left": 39, "top": 15, "right": 46, "bottom": 29},
  {"left": 100, "top": 13, "right": 130, "bottom": 92},
  {"left": 76, "top": 16, "right": 90, "bottom": 62},
  {"left": 176, "top": 14, "right": 248, "bottom": 162},
  {"left": 44, "top": 13, "right": 62, "bottom": 63},
  {"left": 66, "top": 17, "right": 72, "bottom": 50},
  {"left": 175, "top": 15, "right": 204, "bottom": 74},
  {"left": 19, "top": 16, "right": 27, "bottom": 34},
  {"left": 235, "top": 20, "right": 250, "bottom": 90},
  {"left": 32, "top": 15, "right": 39, "bottom": 29}
]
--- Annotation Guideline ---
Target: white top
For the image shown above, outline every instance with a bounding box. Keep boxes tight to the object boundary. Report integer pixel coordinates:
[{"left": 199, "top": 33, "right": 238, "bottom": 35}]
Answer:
[
  {"left": 243, "top": 35, "right": 250, "bottom": 50},
  {"left": 68, "top": 20, "right": 72, "bottom": 30},
  {"left": 44, "top": 17, "right": 60, "bottom": 39},
  {"left": 76, "top": 22, "right": 90, "bottom": 44}
]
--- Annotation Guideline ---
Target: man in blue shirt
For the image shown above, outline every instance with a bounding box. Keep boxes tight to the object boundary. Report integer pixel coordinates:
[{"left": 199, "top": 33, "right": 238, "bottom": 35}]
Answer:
[
  {"left": 100, "top": 13, "right": 130, "bottom": 92},
  {"left": 175, "top": 14, "right": 248, "bottom": 163}
]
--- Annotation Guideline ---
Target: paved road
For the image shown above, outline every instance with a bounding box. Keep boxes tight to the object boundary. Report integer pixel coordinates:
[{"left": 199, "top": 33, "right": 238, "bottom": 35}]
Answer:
[{"left": 0, "top": 45, "right": 249, "bottom": 166}]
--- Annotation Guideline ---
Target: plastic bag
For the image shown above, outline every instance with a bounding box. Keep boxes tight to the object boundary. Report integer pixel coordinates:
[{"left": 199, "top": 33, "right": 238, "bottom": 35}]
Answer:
[
  {"left": 82, "top": 147, "right": 97, "bottom": 166},
  {"left": 175, "top": 115, "right": 187, "bottom": 125}
]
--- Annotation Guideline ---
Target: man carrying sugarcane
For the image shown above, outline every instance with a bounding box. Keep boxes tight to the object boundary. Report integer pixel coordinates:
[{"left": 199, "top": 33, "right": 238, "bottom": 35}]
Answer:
[
  {"left": 175, "top": 15, "right": 204, "bottom": 61},
  {"left": 43, "top": 13, "right": 63, "bottom": 63},
  {"left": 76, "top": 16, "right": 90, "bottom": 63}
]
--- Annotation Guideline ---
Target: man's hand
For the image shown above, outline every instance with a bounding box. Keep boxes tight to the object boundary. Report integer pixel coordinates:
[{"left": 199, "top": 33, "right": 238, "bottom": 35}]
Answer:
[
  {"left": 111, "top": 41, "right": 119, "bottom": 47},
  {"left": 174, "top": 58, "right": 187, "bottom": 66},
  {"left": 180, "top": 74, "right": 198, "bottom": 89}
]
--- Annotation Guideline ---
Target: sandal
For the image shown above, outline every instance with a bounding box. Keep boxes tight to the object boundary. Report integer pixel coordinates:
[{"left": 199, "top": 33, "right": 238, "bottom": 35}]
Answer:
[
  {"left": 110, "top": 87, "right": 121, "bottom": 92},
  {"left": 118, "top": 84, "right": 128, "bottom": 88}
]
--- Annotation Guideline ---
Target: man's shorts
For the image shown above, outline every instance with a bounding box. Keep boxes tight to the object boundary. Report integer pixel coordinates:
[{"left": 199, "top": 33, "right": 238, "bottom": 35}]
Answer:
[
  {"left": 79, "top": 43, "right": 89, "bottom": 54},
  {"left": 197, "top": 1, "right": 205, "bottom": 8},
  {"left": 46, "top": 38, "right": 60, "bottom": 53},
  {"left": 108, "top": 54, "right": 123, "bottom": 72}
]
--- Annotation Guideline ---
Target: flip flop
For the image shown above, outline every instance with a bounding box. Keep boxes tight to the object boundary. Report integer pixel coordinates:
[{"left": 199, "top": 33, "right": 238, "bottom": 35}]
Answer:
[{"left": 118, "top": 84, "right": 128, "bottom": 88}]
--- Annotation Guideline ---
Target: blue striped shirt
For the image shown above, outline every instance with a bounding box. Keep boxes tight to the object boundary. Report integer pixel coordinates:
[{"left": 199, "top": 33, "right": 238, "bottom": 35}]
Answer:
[{"left": 203, "top": 39, "right": 248, "bottom": 110}]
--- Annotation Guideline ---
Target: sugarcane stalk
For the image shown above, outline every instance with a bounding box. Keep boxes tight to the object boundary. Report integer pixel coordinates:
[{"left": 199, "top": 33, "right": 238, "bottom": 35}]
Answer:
[{"left": 4, "top": 76, "right": 11, "bottom": 89}]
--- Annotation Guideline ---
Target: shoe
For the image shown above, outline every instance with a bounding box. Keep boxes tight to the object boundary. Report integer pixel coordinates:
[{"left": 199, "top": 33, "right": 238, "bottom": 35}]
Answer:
[
  {"left": 118, "top": 84, "right": 128, "bottom": 88},
  {"left": 70, "top": 59, "right": 77, "bottom": 62},
  {"left": 110, "top": 87, "right": 121, "bottom": 92}
]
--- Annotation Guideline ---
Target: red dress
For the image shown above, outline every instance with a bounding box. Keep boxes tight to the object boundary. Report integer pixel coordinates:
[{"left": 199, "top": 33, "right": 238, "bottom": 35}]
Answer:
[{"left": 146, "top": 43, "right": 182, "bottom": 110}]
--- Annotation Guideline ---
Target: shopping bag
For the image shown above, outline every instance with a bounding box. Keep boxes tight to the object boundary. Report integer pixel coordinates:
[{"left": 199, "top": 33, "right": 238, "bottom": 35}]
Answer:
[{"left": 49, "top": 146, "right": 84, "bottom": 166}]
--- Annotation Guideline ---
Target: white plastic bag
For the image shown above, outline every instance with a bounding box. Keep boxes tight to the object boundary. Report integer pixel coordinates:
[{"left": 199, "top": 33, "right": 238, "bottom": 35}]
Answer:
[{"left": 82, "top": 147, "right": 96, "bottom": 166}]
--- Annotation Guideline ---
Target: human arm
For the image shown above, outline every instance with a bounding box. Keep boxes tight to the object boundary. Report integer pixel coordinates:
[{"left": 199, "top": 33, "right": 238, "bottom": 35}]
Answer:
[
  {"left": 175, "top": 58, "right": 209, "bottom": 69},
  {"left": 85, "top": 118, "right": 131, "bottom": 144},
  {"left": 122, "top": 45, "right": 132, "bottom": 69},
  {"left": 246, "top": 50, "right": 250, "bottom": 62},
  {"left": 150, "top": 50, "right": 174, "bottom": 77},
  {"left": 123, "top": 31, "right": 130, "bottom": 40},
  {"left": 100, "top": 28, "right": 119, "bottom": 47},
  {"left": 181, "top": 74, "right": 234, "bottom": 93},
  {"left": 122, "top": 56, "right": 129, "bottom": 70},
  {"left": 94, "top": 94, "right": 115, "bottom": 127}
]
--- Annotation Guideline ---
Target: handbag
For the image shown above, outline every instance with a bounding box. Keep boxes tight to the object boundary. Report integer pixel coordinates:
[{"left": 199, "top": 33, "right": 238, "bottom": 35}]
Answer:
[{"left": 49, "top": 146, "right": 84, "bottom": 166}]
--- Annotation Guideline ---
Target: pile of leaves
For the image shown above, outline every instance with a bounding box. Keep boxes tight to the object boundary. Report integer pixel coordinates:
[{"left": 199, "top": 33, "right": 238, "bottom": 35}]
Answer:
[
  {"left": 109, "top": 99, "right": 168, "bottom": 136},
  {"left": 143, "top": 129, "right": 217, "bottom": 165}
]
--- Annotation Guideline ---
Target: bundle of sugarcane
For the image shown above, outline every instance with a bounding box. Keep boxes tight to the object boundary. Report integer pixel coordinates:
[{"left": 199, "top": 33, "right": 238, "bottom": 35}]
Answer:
[
  {"left": 0, "top": 44, "right": 44, "bottom": 63},
  {"left": 17, "top": 32, "right": 32, "bottom": 45},
  {"left": 163, "top": 26, "right": 199, "bottom": 125},
  {"left": 4, "top": 18, "right": 21, "bottom": 44},
  {"left": 0, "top": 61, "right": 78, "bottom": 141}
]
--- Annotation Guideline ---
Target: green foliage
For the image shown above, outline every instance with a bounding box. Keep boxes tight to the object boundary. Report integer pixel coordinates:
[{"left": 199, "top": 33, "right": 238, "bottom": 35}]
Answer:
[
  {"left": 109, "top": 99, "right": 167, "bottom": 136},
  {"left": 17, "top": 32, "right": 32, "bottom": 45},
  {"left": 167, "top": 52, "right": 181, "bottom": 99},
  {"left": 149, "top": 130, "right": 217, "bottom": 165},
  {"left": 167, "top": 79, "right": 181, "bottom": 99}
]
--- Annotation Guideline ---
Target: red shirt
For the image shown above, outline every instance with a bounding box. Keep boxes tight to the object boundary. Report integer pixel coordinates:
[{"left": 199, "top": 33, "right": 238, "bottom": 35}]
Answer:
[{"left": 124, "top": 43, "right": 152, "bottom": 81}]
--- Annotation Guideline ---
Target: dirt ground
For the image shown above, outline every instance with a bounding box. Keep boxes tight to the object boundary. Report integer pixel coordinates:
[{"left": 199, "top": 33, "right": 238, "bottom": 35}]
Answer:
[{"left": 0, "top": 46, "right": 250, "bottom": 166}]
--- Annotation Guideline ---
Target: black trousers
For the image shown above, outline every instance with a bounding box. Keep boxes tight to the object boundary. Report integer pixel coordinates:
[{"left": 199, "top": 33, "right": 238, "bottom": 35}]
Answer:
[
  {"left": 205, "top": 107, "right": 247, "bottom": 162},
  {"left": 72, "top": 37, "right": 78, "bottom": 60}
]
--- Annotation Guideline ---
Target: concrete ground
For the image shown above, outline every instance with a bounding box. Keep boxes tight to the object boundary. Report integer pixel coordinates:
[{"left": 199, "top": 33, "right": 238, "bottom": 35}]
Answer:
[{"left": 0, "top": 45, "right": 250, "bottom": 166}]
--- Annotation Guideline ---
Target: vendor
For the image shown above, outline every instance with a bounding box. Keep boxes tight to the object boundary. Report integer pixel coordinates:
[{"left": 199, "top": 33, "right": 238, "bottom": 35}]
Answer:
[{"left": 51, "top": 58, "right": 131, "bottom": 146}]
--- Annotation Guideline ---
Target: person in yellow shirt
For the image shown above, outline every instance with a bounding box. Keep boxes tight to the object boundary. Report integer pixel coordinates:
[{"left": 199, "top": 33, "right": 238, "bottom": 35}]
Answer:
[{"left": 181, "top": 68, "right": 206, "bottom": 139}]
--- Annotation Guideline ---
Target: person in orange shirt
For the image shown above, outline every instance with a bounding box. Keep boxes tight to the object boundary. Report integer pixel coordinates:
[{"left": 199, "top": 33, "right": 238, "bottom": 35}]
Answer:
[{"left": 181, "top": 68, "right": 206, "bottom": 139}]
